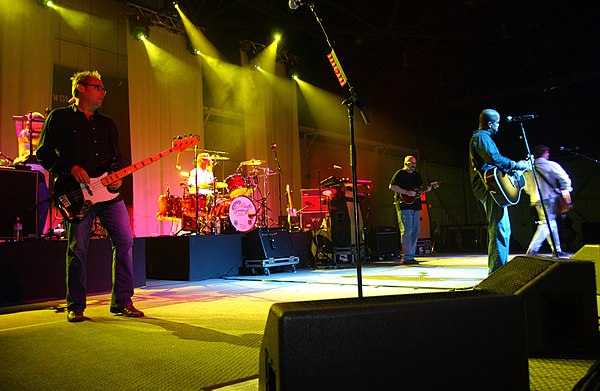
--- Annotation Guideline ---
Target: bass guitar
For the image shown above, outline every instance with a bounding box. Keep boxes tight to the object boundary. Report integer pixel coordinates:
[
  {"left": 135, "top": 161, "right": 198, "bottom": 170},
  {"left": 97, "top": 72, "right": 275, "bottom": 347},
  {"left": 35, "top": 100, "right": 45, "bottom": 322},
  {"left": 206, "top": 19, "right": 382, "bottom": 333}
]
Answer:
[
  {"left": 53, "top": 135, "right": 199, "bottom": 222},
  {"left": 483, "top": 167, "right": 525, "bottom": 207},
  {"left": 400, "top": 181, "right": 440, "bottom": 204}
]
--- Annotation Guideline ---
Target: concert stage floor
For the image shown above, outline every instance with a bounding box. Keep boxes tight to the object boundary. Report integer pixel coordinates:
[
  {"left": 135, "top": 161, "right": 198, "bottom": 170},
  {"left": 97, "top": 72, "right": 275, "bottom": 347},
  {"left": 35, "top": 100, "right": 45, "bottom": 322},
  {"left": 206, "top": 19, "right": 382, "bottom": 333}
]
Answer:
[{"left": 1, "top": 252, "right": 598, "bottom": 390}]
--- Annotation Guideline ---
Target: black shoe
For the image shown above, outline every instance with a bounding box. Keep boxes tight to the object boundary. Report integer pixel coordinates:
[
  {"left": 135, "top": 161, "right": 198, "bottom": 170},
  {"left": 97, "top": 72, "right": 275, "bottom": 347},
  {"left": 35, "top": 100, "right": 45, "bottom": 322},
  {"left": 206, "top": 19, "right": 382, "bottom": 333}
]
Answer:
[
  {"left": 110, "top": 304, "right": 144, "bottom": 318},
  {"left": 556, "top": 251, "right": 571, "bottom": 258},
  {"left": 401, "top": 258, "right": 420, "bottom": 265},
  {"left": 67, "top": 310, "right": 85, "bottom": 323}
]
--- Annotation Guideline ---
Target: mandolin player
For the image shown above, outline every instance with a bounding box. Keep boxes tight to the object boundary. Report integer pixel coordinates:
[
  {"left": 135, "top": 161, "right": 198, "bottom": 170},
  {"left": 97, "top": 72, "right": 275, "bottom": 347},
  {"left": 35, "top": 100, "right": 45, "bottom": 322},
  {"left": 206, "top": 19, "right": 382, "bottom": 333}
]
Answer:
[{"left": 389, "top": 155, "right": 433, "bottom": 265}]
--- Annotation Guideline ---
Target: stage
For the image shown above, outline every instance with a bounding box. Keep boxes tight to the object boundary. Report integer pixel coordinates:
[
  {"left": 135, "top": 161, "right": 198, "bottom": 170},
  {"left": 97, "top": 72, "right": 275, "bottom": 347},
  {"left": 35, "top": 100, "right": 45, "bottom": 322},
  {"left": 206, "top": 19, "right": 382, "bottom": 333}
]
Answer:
[{"left": 1, "top": 247, "right": 599, "bottom": 390}]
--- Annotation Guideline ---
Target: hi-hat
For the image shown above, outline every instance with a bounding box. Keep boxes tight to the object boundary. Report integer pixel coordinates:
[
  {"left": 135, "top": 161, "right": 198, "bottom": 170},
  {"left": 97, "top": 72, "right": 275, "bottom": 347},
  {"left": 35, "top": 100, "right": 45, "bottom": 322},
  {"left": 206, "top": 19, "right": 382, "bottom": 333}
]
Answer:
[{"left": 240, "top": 158, "right": 266, "bottom": 166}]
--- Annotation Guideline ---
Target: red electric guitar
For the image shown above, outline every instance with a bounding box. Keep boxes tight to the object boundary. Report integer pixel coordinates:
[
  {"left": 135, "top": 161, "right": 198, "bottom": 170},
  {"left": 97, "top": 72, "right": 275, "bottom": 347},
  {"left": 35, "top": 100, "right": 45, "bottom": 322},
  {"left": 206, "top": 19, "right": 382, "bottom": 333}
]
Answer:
[{"left": 399, "top": 181, "right": 441, "bottom": 204}]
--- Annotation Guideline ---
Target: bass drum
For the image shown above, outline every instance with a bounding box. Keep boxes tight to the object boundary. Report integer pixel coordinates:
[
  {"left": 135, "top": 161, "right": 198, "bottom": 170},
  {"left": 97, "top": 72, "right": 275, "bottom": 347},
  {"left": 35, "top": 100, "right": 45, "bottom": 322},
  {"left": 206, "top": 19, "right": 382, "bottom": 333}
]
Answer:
[{"left": 215, "top": 195, "right": 257, "bottom": 232}]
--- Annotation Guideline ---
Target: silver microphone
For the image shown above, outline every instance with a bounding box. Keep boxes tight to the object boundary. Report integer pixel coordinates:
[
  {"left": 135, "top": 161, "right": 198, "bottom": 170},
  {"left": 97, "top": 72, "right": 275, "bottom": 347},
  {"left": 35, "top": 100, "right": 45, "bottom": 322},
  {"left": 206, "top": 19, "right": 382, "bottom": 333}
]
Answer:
[{"left": 506, "top": 114, "right": 538, "bottom": 122}]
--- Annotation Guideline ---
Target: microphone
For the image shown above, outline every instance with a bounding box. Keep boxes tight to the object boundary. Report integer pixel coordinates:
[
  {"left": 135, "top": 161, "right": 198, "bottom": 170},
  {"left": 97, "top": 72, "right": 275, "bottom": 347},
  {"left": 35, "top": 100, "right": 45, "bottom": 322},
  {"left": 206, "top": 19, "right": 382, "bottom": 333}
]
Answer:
[
  {"left": 560, "top": 146, "right": 579, "bottom": 151},
  {"left": 288, "top": 0, "right": 307, "bottom": 10},
  {"left": 506, "top": 114, "right": 538, "bottom": 122},
  {"left": 332, "top": 164, "right": 342, "bottom": 170}
]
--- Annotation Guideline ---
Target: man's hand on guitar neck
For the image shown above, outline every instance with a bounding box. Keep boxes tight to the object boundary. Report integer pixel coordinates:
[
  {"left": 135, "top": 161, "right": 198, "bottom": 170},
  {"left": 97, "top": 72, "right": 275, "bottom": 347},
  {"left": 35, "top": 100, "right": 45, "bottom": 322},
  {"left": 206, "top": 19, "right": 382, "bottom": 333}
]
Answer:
[{"left": 514, "top": 159, "right": 532, "bottom": 172}]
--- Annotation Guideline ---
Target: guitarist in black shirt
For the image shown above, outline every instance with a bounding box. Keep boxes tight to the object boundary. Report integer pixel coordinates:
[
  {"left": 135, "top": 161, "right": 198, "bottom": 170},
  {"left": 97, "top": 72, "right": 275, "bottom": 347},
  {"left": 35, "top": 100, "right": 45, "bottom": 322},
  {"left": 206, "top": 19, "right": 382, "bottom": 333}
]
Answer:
[
  {"left": 389, "top": 155, "right": 432, "bottom": 265},
  {"left": 37, "top": 70, "right": 144, "bottom": 322}
]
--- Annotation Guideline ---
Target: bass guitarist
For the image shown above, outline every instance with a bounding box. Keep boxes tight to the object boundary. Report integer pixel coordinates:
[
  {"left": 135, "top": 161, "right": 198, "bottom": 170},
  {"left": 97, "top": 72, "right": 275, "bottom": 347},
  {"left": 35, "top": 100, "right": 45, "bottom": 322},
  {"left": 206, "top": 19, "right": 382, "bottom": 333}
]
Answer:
[
  {"left": 469, "top": 109, "right": 531, "bottom": 274},
  {"left": 389, "top": 155, "right": 433, "bottom": 265},
  {"left": 37, "top": 70, "right": 144, "bottom": 322}
]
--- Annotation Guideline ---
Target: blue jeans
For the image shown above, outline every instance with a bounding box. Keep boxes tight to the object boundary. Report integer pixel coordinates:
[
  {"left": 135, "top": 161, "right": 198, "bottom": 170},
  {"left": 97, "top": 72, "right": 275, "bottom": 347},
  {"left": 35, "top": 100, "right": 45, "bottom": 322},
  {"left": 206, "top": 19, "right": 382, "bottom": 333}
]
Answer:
[
  {"left": 396, "top": 207, "right": 420, "bottom": 260},
  {"left": 481, "top": 194, "right": 511, "bottom": 274},
  {"left": 65, "top": 199, "right": 134, "bottom": 311}
]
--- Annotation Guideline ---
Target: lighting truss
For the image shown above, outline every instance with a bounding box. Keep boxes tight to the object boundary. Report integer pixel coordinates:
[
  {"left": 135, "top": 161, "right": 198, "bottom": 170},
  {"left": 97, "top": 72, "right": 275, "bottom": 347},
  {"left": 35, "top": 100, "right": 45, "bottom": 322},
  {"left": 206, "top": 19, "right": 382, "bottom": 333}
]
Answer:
[
  {"left": 239, "top": 40, "right": 300, "bottom": 67},
  {"left": 127, "top": 2, "right": 185, "bottom": 35}
]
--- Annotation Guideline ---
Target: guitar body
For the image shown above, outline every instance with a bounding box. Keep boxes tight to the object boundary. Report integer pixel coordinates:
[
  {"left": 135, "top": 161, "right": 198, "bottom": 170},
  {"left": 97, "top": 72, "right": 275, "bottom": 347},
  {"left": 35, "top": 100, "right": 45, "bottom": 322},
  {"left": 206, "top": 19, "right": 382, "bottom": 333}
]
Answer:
[
  {"left": 399, "top": 181, "right": 440, "bottom": 204},
  {"left": 484, "top": 167, "right": 525, "bottom": 207},
  {"left": 53, "top": 173, "right": 119, "bottom": 222},
  {"left": 52, "top": 135, "right": 199, "bottom": 222}
]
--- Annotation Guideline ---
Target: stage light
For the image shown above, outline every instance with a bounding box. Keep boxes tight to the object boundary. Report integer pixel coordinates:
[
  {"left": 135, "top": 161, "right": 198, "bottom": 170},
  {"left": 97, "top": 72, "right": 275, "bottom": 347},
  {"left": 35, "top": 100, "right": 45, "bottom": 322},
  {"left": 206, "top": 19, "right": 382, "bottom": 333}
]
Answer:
[
  {"left": 129, "top": 15, "right": 150, "bottom": 41},
  {"left": 254, "top": 64, "right": 262, "bottom": 71},
  {"left": 172, "top": 1, "right": 179, "bottom": 9},
  {"left": 37, "top": 0, "right": 54, "bottom": 7},
  {"left": 273, "top": 32, "right": 282, "bottom": 42}
]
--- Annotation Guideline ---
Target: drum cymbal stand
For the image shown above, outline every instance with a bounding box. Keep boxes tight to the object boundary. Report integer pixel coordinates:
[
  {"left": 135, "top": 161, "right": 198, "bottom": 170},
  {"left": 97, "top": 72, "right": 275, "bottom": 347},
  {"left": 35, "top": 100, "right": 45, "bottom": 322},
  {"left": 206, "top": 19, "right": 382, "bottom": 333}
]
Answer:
[
  {"left": 313, "top": 169, "right": 332, "bottom": 265},
  {"left": 252, "top": 169, "right": 272, "bottom": 228}
]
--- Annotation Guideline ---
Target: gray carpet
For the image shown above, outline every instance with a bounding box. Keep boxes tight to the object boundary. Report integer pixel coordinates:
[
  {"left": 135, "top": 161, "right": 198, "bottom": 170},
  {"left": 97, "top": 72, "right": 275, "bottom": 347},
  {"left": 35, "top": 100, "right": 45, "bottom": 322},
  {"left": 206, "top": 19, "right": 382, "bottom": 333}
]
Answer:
[{"left": 1, "top": 257, "right": 598, "bottom": 390}]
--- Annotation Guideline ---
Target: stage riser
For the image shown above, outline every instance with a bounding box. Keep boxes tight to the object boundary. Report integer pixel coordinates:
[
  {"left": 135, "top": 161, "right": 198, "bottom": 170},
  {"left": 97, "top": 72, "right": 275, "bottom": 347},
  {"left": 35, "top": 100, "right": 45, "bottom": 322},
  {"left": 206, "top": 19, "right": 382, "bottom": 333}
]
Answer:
[
  {"left": 145, "top": 231, "right": 310, "bottom": 280},
  {"left": 145, "top": 235, "right": 243, "bottom": 281},
  {"left": 0, "top": 238, "right": 146, "bottom": 306}
]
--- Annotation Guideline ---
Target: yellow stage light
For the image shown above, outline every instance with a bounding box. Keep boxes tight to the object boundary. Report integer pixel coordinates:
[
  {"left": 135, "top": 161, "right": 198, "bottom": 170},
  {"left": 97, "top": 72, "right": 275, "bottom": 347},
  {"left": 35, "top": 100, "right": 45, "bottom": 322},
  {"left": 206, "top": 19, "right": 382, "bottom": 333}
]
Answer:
[{"left": 129, "top": 15, "right": 150, "bottom": 41}]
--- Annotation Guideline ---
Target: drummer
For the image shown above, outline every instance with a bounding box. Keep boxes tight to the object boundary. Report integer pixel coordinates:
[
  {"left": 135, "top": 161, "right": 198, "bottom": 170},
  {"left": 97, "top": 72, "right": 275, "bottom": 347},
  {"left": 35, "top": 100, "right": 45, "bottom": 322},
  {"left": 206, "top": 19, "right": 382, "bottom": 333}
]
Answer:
[{"left": 188, "top": 152, "right": 214, "bottom": 195}]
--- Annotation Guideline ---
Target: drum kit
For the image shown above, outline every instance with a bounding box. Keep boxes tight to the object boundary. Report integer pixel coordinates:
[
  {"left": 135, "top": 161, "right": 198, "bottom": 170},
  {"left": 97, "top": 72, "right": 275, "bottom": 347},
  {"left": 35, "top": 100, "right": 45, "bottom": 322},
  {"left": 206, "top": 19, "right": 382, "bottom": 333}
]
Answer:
[{"left": 156, "top": 153, "right": 276, "bottom": 234}]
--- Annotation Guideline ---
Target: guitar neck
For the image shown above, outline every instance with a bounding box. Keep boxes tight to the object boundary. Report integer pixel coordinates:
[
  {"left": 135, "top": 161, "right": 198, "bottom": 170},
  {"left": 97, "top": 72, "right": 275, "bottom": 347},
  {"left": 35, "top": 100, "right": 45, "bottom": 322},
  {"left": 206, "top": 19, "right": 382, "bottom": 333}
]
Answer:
[{"left": 100, "top": 146, "right": 177, "bottom": 186}]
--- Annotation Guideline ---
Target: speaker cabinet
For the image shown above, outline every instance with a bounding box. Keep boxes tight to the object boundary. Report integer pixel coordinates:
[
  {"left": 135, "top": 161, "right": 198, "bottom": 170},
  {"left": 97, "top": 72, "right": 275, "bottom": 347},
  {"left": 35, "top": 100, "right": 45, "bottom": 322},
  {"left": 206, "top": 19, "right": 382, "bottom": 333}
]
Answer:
[
  {"left": 367, "top": 226, "right": 400, "bottom": 259},
  {"left": 476, "top": 255, "right": 599, "bottom": 354},
  {"left": 260, "top": 291, "right": 528, "bottom": 391},
  {"left": 244, "top": 228, "right": 295, "bottom": 260},
  {"left": 0, "top": 168, "right": 40, "bottom": 239},
  {"left": 572, "top": 244, "right": 600, "bottom": 295}
]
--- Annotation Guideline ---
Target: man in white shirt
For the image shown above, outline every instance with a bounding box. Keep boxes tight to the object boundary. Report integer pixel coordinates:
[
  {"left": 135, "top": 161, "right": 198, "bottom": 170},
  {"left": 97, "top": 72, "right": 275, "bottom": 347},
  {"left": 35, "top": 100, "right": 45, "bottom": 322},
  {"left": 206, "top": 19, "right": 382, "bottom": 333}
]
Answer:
[{"left": 523, "top": 144, "right": 572, "bottom": 257}]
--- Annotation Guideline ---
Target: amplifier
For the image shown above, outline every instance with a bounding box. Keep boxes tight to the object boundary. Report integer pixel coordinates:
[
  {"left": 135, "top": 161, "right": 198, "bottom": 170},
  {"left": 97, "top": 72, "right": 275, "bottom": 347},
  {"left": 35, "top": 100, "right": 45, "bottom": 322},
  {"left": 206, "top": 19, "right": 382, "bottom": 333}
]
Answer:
[
  {"left": 0, "top": 168, "right": 41, "bottom": 239},
  {"left": 300, "top": 189, "right": 325, "bottom": 212}
]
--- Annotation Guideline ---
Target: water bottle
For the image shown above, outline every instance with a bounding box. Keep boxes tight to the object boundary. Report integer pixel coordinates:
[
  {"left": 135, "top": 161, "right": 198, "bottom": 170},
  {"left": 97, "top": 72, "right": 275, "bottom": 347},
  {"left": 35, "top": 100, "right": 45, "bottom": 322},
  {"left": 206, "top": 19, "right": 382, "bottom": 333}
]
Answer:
[
  {"left": 214, "top": 218, "right": 221, "bottom": 235},
  {"left": 13, "top": 217, "right": 23, "bottom": 242}
]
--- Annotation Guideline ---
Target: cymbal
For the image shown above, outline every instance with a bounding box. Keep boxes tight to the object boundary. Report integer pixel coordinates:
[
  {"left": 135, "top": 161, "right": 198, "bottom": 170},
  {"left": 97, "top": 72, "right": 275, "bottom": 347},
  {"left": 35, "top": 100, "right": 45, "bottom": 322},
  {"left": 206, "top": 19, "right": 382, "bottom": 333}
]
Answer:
[
  {"left": 240, "top": 158, "right": 266, "bottom": 166},
  {"left": 194, "top": 182, "right": 227, "bottom": 189},
  {"left": 257, "top": 168, "right": 278, "bottom": 176},
  {"left": 211, "top": 155, "right": 230, "bottom": 161}
]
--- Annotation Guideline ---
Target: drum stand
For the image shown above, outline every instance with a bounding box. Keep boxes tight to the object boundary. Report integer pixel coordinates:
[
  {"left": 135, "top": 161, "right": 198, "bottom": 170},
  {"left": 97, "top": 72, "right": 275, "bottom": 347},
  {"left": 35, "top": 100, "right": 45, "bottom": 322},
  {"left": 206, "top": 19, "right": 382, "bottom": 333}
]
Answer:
[{"left": 252, "top": 167, "right": 274, "bottom": 228}]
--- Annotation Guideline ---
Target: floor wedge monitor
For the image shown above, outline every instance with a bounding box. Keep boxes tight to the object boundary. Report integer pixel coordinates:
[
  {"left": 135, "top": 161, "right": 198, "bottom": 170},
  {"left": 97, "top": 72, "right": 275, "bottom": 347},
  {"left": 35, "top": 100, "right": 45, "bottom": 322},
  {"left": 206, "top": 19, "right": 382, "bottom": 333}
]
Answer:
[
  {"left": 476, "top": 255, "right": 599, "bottom": 355},
  {"left": 260, "top": 290, "right": 528, "bottom": 391}
]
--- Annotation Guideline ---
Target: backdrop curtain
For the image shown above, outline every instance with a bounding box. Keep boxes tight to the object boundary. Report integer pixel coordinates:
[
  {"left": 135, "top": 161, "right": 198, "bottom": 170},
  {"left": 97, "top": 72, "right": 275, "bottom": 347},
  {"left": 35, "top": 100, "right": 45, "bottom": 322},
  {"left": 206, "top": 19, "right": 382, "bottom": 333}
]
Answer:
[
  {"left": 0, "top": 0, "right": 53, "bottom": 160},
  {"left": 240, "top": 54, "right": 302, "bottom": 227},
  {"left": 127, "top": 26, "right": 203, "bottom": 237}
]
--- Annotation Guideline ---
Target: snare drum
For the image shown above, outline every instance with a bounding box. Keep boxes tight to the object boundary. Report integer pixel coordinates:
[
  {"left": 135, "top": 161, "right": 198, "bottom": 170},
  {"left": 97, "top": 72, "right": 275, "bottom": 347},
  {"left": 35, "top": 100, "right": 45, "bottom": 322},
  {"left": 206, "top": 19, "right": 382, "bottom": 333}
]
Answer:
[
  {"left": 157, "top": 194, "right": 181, "bottom": 221},
  {"left": 225, "top": 174, "right": 254, "bottom": 198}
]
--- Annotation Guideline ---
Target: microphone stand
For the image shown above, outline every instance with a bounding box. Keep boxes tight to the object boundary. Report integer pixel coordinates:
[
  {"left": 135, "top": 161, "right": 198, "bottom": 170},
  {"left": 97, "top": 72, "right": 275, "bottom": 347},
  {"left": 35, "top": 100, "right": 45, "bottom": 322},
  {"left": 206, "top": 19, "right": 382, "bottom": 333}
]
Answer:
[
  {"left": 518, "top": 122, "right": 558, "bottom": 257},
  {"left": 271, "top": 145, "right": 283, "bottom": 226},
  {"left": 562, "top": 149, "right": 600, "bottom": 165},
  {"left": 303, "top": 2, "right": 370, "bottom": 298}
]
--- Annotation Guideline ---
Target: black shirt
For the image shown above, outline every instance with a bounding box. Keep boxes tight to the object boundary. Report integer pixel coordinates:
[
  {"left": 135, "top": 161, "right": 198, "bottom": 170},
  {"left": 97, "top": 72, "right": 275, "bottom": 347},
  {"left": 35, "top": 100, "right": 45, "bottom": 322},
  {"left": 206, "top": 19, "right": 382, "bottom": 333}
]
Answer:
[
  {"left": 390, "top": 169, "right": 424, "bottom": 210},
  {"left": 37, "top": 105, "right": 121, "bottom": 177}
]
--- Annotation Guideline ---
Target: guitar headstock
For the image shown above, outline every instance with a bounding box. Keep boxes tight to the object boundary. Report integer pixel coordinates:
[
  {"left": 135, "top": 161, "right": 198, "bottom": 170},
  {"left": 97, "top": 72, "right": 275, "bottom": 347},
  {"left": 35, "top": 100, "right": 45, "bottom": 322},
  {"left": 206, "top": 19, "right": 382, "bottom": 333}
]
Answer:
[
  {"left": 172, "top": 135, "right": 199, "bottom": 152},
  {"left": 431, "top": 181, "right": 441, "bottom": 189}
]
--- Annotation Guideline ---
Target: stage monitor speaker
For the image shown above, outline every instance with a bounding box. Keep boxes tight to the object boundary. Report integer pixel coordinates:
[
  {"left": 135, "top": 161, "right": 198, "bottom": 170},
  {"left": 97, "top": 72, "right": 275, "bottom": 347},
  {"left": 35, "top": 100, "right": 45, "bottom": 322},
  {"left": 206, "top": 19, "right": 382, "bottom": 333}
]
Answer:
[
  {"left": 0, "top": 168, "right": 40, "bottom": 239},
  {"left": 367, "top": 226, "right": 400, "bottom": 258},
  {"left": 244, "top": 228, "right": 295, "bottom": 260},
  {"left": 572, "top": 244, "right": 600, "bottom": 294},
  {"left": 260, "top": 291, "right": 528, "bottom": 391},
  {"left": 476, "top": 255, "right": 599, "bottom": 355}
]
